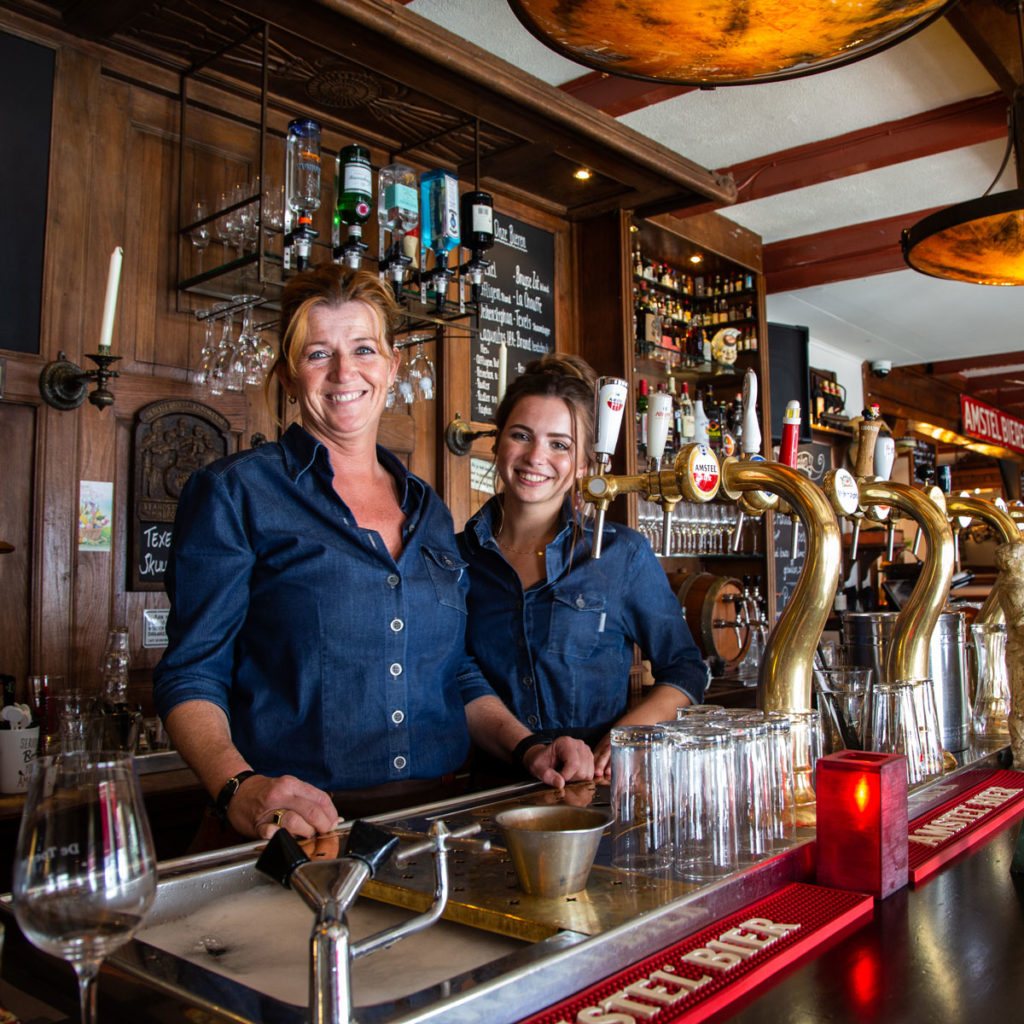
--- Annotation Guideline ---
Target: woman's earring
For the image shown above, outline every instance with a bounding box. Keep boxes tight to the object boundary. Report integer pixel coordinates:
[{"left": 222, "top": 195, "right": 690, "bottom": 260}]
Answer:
[{"left": 288, "top": 395, "right": 297, "bottom": 405}]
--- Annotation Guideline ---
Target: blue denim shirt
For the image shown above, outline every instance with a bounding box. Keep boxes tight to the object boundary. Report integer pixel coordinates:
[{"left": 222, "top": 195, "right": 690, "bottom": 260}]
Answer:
[
  {"left": 457, "top": 497, "right": 709, "bottom": 740},
  {"left": 153, "top": 423, "right": 483, "bottom": 789}
]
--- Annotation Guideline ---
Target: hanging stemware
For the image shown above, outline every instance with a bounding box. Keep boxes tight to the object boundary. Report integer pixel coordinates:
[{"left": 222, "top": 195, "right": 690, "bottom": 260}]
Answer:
[{"left": 408, "top": 337, "right": 436, "bottom": 402}]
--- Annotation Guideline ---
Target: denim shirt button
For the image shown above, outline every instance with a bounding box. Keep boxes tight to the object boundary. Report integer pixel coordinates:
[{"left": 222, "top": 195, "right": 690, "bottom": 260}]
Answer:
[
  {"left": 390, "top": 618, "right": 404, "bottom": 632},
  {"left": 393, "top": 755, "right": 407, "bottom": 770},
  {"left": 575, "top": 595, "right": 586, "bottom": 609},
  {"left": 526, "top": 714, "right": 539, "bottom": 727},
  {"left": 522, "top": 676, "right": 533, "bottom": 689},
  {"left": 391, "top": 709, "right": 405, "bottom": 724},
  {"left": 390, "top": 662, "right": 403, "bottom": 677},
  {"left": 386, "top": 573, "right": 400, "bottom": 588}
]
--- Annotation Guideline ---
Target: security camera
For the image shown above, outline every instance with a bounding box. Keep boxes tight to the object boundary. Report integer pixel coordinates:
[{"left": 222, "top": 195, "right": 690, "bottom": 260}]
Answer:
[{"left": 870, "top": 359, "right": 892, "bottom": 378}]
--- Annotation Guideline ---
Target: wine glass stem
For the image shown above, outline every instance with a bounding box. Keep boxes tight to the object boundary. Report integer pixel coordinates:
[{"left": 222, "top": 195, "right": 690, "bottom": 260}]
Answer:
[{"left": 74, "top": 958, "right": 101, "bottom": 1024}]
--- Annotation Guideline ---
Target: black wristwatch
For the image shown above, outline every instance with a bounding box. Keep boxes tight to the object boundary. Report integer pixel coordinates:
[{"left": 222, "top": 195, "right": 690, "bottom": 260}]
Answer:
[{"left": 212, "top": 769, "right": 256, "bottom": 828}]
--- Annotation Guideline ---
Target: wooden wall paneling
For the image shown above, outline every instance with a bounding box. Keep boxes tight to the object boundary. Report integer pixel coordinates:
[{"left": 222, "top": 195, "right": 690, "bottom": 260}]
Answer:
[
  {"left": 34, "top": 46, "right": 102, "bottom": 679},
  {"left": 0, "top": 402, "right": 37, "bottom": 696},
  {"left": 439, "top": 322, "right": 473, "bottom": 530}
]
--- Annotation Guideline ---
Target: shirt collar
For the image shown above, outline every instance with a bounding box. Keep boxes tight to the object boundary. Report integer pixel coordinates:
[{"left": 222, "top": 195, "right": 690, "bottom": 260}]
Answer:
[
  {"left": 280, "top": 423, "right": 417, "bottom": 512},
  {"left": 470, "top": 494, "right": 609, "bottom": 557}
]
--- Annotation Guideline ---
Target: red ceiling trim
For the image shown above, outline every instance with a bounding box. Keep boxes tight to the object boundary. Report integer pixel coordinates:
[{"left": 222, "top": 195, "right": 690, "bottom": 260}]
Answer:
[
  {"left": 558, "top": 71, "right": 696, "bottom": 117},
  {"left": 763, "top": 206, "right": 946, "bottom": 292}
]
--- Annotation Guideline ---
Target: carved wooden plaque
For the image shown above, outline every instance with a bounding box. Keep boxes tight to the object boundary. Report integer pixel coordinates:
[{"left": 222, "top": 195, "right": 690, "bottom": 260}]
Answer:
[{"left": 130, "top": 399, "right": 234, "bottom": 591}]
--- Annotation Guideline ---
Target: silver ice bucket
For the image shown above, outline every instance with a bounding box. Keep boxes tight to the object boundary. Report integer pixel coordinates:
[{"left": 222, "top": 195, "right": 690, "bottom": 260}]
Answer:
[{"left": 841, "top": 610, "right": 970, "bottom": 751}]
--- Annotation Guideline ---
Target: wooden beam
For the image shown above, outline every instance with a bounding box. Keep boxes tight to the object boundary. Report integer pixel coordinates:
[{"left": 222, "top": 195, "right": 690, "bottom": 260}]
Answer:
[
  {"left": 946, "top": 0, "right": 1021, "bottom": 98},
  {"left": 923, "top": 352, "right": 1024, "bottom": 375},
  {"left": 558, "top": 71, "right": 696, "bottom": 117},
  {"left": 726, "top": 92, "right": 1006, "bottom": 204},
  {"left": 763, "top": 207, "right": 946, "bottom": 292}
]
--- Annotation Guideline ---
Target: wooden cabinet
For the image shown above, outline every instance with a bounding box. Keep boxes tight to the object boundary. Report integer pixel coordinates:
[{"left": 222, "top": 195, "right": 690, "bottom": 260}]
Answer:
[{"left": 574, "top": 209, "right": 777, "bottom": 670}]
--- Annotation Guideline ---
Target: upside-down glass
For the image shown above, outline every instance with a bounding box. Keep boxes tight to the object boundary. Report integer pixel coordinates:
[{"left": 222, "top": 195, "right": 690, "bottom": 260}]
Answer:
[
  {"left": 866, "top": 681, "right": 924, "bottom": 786},
  {"left": 787, "top": 709, "right": 824, "bottom": 825},
  {"left": 971, "top": 622, "right": 1011, "bottom": 744},
  {"left": 717, "top": 711, "right": 773, "bottom": 865},
  {"left": 904, "top": 678, "right": 944, "bottom": 780},
  {"left": 13, "top": 752, "right": 157, "bottom": 1024},
  {"left": 610, "top": 725, "right": 670, "bottom": 872},
  {"left": 672, "top": 722, "right": 736, "bottom": 881}
]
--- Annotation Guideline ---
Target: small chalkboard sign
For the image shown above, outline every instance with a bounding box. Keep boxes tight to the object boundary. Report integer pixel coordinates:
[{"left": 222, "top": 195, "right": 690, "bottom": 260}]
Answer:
[
  {"left": 912, "top": 439, "right": 936, "bottom": 484},
  {"left": 137, "top": 521, "right": 174, "bottom": 584},
  {"left": 772, "top": 440, "right": 832, "bottom": 617},
  {"left": 471, "top": 213, "right": 556, "bottom": 423}
]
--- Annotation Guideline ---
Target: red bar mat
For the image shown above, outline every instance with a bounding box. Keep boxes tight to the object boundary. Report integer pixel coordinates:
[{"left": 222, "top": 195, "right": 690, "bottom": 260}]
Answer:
[
  {"left": 908, "top": 768, "right": 1024, "bottom": 885},
  {"left": 516, "top": 883, "right": 873, "bottom": 1024}
]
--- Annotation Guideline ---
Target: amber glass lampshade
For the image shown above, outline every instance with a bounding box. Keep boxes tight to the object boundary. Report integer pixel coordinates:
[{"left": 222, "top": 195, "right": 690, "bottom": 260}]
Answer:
[
  {"left": 901, "top": 190, "right": 1024, "bottom": 286},
  {"left": 507, "top": 0, "right": 954, "bottom": 85}
]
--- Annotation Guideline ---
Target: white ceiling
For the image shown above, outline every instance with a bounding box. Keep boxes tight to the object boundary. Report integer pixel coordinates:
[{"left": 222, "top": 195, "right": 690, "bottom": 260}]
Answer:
[{"left": 408, "top": 0, "right": 1024, "bottom": 368}]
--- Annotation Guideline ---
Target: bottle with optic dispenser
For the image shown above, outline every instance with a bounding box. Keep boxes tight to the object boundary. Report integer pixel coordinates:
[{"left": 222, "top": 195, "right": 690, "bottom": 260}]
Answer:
[
  {"left": 419, "top": 169, "right": 460, "bottom": 290},
  {"left": 284, "top": 118, "right": 322, "bottom": 269},
  {"left": 334, "top": 144, "right": 372, "bottom": 269}
]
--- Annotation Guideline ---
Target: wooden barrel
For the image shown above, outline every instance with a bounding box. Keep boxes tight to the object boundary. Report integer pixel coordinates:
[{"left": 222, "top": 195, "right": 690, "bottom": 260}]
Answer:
[{"left": 672, "top": 571, "right": 751, "bottom": 670}]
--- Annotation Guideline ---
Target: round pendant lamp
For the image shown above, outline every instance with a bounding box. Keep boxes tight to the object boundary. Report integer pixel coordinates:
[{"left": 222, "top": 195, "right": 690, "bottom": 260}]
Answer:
[
  {"left": 506, "top": 0, "right": 956, "bottom": 86},
  {"left": 902, "top": 2, "right": 1024, "bottom": 285}
]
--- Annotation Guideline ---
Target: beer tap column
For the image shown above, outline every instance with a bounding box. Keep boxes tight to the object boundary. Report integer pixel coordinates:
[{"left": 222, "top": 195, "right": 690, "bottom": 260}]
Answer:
[
  {"left": 718, "top": 457, "right": 842, "bottom": 712},
  {"left": 945, "top": 495, "right": 1020, "bottom": 627},
  {"left": 849, "top": 413, "right": 884, "bottom": 559},
  {"left": 858, "top": 481, "right": 954, "bottom": 684}
]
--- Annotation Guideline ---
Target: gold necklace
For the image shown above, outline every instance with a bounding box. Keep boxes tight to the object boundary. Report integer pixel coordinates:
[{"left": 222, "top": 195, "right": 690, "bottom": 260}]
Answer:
[{"left": 499, "top": 538, "right": 547, "bottom": 557}]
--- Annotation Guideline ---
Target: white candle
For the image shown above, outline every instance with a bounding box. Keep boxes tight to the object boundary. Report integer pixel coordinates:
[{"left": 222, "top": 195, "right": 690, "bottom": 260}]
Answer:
[
  {"left": 97, "top": 246, "right": 123, "bottom": 355},
  {"left": 497, "top": 341, "right": 508, "bottom": 405}
]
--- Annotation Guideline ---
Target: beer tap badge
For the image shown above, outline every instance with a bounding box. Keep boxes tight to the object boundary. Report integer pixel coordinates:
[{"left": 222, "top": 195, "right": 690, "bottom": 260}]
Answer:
[{"left": 687, "top": 444, "right": 721, "bottom": 497}]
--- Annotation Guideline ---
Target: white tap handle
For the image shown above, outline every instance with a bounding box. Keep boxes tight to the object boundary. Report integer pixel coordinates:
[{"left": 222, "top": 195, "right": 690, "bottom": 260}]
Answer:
[
  {"left": 693, "top": 398, "right": 710, "bottom": 446},
  {"left": 742, "top": 368, "right": 761, "bottom": 456},
  {"left": 647, "top": 391, "right": 673, "bottom": 465},
  {"left": 873, "top": 433, "right": 895, "bottom": 481},
  {"left": 593, "top": 377, "right": 629, "bottom": 463}
]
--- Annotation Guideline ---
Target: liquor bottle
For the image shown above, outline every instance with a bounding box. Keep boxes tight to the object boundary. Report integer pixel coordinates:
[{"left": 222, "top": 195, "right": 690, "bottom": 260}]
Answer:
[
  {"left": 706, "top": 395, "right": 722, "bottom": 453},
  {"left": 334, "top": 144, "right": 373, "bottom": 268},
  {"left": 420, "top": 168, "right": 461, "bottom": 272},
  {"left": 284, "top": 117, "right": 322, "bottom": 269},
  {"left": 337, "top": 144, "right": 372, "bottom": 232},
  {"left": 636, "top": 378, "right": 649, "bottom": 458},
  {"left": 678, "top": 381, "right": 696, "bottom": 443},
  {"left": 377, "top": 161, "right": 419, "bottom": 285},
  {"left": 461, "top": 189, "right": 495, "bottom": 289},
  {"left": 461, "top": 190, "right": 494, "bottom": 254},
  {"left": 91, "top": 627, "right": 143, "bottom": 753}
]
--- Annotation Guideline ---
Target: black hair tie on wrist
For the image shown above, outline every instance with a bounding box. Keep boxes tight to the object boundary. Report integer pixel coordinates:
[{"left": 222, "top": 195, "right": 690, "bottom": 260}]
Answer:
[{"left": 512, "top": 733, "right": 552, "bottom": 765}]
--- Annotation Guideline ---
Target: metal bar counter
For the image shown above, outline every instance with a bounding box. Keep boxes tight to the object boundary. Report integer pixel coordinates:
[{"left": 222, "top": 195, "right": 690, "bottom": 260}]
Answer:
[{"left": 1, "top": 758, "right": 1021, "bottom": 1024}]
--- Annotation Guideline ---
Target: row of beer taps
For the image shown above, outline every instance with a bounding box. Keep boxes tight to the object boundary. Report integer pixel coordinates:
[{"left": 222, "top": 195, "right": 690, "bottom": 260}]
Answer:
[{"left": 577, "top": 371, "right": 1022, "bottom": 720}]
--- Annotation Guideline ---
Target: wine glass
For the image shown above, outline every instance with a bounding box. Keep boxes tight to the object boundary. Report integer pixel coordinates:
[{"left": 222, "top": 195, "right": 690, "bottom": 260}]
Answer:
[
  {"left": 13, "top": 752, "right": 157, "bottom": 1024},
  {"left": 189, "top": 199, "right": 211, "bottom": 272},
  {"left": 408, "top": 338, "right": 436, "bottom": 401}
]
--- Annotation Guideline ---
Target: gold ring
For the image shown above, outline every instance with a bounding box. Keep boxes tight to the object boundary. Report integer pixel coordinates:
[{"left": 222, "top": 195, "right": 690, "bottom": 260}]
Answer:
[{"left": 271, "top": 808, "right": 287, "bottom": 827}]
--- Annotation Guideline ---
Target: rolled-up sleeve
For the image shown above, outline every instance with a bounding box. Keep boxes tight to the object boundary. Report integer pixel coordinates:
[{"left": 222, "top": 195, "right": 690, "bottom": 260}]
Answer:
[
  {"left": 152, "top": 467, "right": 255, "bottom": 721},
  {"left": 624, "top": 542, "right": 710, "bottom": 705}
]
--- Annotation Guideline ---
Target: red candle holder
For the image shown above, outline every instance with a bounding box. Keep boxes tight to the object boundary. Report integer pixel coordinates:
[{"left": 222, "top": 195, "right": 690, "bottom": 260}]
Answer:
[{"left": 816, "top": 749, "right": 908, "bottom": 899}]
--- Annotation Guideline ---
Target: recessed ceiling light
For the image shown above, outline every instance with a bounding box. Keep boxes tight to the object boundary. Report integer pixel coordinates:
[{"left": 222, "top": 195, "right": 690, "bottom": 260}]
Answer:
[
  {"left": 689, "top": 254, "right": 703, "bottom": 264},
  {"left": 573, "top": 168, "right": 592, "bottom": 181}
]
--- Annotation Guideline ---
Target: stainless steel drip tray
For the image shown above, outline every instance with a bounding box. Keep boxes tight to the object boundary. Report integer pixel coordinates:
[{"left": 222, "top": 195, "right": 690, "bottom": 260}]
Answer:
[
  {"left": 129, "top": 859, "right": 539, "bottom": 1019},
  {"left": 106, "top": 783, "right": 816, "bottom": 1024}
]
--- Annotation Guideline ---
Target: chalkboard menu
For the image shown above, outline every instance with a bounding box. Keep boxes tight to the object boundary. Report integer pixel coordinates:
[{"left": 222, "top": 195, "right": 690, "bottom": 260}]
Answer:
[
  {"left": 772, "top": 440, "right": 832, "bottom": 617},
  {"left": 471, "top": 214, "right": 556, "bottom": 423},
  {"left": 912, "top": 439, "right": 936, "bottom": 484}
]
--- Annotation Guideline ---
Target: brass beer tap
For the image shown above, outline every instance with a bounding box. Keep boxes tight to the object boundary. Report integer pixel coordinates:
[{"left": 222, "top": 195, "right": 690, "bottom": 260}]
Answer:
[{"left": 945, "top": 494, "right": 1020, "bottom": 627}]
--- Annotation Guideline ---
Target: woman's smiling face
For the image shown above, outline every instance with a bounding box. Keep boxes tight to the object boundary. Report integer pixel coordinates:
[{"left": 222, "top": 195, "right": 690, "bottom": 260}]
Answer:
[
  {"left": 278, "top": 301, "right": 399, "bottom": 446},
  {"left": 496, "top": 394, "right": 586, "bottom": 511}
]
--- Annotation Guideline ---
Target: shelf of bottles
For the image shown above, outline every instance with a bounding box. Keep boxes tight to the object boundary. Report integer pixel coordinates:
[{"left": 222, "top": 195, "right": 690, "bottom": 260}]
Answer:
[
  {"left": 178, "top": 118, "right": 496, "bottom": 332},
  {"left": 632, "top": 247, "right": 759, "bottom": 371}
]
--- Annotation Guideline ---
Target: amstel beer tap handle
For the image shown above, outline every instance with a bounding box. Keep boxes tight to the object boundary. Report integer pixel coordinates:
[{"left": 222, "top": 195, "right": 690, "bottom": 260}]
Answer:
[
  {"left": 590, "top": 377, "right": 629, "bottom": 560},
  {"left": 779, "top": 400, "right": 802, "bottom": 552}
]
